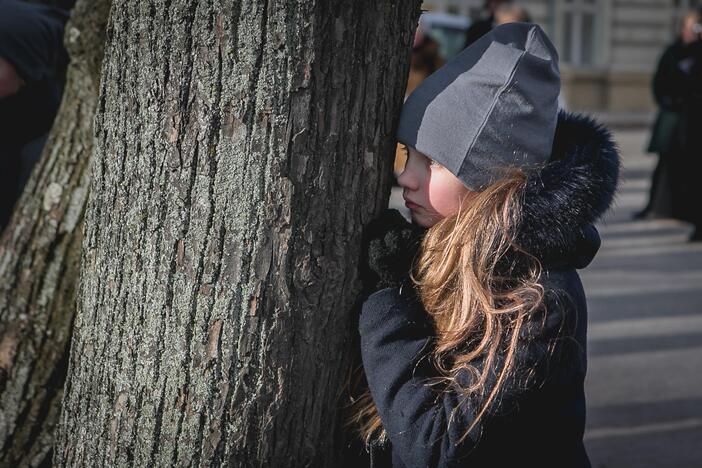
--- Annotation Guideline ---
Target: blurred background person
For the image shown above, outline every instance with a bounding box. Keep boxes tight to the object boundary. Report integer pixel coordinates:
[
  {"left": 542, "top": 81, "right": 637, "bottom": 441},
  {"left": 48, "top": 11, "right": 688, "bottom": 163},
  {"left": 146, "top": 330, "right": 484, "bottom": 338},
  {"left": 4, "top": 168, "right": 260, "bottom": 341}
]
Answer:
[
  {"left": 670, "top": 8, "right": 702, "bottom": 241},
  {"left": 463, "top": 0, "right": 508, "bottom": 48},
  {"left": 0, "top": 0, "right": 69, "bottom": 230},
  {"left": 494, "top": 2, "right": 531, "bottom": 25},
  {"left": 635, "top": 9, "right": 701, "bottom": 222}
]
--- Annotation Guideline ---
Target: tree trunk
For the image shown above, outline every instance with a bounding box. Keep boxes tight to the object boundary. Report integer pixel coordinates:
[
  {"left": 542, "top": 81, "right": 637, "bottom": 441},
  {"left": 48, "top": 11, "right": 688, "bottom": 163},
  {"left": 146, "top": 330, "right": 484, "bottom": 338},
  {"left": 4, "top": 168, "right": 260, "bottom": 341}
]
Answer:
[
  {"left": 55, "top": 1, "right": 420, "bottom": 466},
  {"left": 0, "top": 1, "right": 110, "bottom": 466}
]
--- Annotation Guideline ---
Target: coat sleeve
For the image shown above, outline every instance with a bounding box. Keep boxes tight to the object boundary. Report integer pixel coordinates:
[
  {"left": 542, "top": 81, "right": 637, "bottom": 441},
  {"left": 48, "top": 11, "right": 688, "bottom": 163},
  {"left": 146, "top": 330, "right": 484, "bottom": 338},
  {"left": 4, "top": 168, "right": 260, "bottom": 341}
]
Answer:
[
  {"left": 358, "top": 286, "right": 484, "bottom": 467},
  {"left": 358, "top": 284, "right": 580, "bottom": 468}
]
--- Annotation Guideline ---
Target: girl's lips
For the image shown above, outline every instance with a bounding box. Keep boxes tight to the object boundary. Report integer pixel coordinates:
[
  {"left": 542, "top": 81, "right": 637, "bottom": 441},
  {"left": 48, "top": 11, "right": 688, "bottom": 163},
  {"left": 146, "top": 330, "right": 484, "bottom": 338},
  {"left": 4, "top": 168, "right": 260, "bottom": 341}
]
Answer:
[{"left": 405, "top": 200, "right": 420, "bottom": 210}]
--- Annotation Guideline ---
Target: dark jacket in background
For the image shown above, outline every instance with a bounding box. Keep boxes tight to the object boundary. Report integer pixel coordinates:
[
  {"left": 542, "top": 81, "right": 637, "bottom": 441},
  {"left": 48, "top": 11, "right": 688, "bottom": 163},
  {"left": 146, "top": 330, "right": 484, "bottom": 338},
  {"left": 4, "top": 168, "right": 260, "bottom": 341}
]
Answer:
[
  {"left": 357, "top": 112, "right": 620, "bottom": 467},
  {"left": 647, "top": 40, "right": 687, "bottom": 154},
  {"left": 654, "top": 38, "right": 702, "bottom": 228},
  {"left": 463, "top": 16, "right": 494, "bottom": 49},
  {"left": 641, "top": 39, "right": 688, "bottom": 219},
  {"left": 0, "top": 0, "right": 69, "bottom": 229},
  {"left": 679, "top": 39, "right": 702, "bottom": 229}
]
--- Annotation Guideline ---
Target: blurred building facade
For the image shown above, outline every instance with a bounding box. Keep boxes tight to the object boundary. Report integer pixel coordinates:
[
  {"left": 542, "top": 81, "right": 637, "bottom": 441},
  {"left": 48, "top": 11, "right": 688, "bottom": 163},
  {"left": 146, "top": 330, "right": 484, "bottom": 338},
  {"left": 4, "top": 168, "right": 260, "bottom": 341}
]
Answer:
[{"left": 423, "top": 0, "right": 702, "bottom": 113}]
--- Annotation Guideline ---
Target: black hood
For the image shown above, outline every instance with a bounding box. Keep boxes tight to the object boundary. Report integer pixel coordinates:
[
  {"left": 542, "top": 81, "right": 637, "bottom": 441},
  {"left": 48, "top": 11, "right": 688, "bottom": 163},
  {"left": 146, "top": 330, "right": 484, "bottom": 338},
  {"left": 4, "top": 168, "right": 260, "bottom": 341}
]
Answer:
[{"left": 515, "top": 111, "right": 621, "bottom": 269}]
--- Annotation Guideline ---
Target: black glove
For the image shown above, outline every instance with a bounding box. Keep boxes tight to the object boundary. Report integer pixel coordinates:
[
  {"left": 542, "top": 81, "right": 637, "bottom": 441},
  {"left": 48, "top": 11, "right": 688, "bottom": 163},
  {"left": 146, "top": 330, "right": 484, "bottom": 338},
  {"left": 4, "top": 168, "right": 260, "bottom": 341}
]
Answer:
[{"left": 359, "top": 209, "right": 427, "bottom": 294}]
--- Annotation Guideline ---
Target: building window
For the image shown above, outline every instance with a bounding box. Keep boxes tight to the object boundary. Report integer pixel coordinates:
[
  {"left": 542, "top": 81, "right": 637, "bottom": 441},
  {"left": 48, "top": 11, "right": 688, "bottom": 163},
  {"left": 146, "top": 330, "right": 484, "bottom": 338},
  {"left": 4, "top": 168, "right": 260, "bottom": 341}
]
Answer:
[{"left": 558, "top": 0, "right": 600, "bottom": 67}]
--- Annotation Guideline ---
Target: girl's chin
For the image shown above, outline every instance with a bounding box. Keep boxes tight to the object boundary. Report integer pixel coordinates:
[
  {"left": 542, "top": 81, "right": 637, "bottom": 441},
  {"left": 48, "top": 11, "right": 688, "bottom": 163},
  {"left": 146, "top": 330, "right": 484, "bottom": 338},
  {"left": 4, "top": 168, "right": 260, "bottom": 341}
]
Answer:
[{"left": 410, "top": 210, "right": 438, "bottom": 228}]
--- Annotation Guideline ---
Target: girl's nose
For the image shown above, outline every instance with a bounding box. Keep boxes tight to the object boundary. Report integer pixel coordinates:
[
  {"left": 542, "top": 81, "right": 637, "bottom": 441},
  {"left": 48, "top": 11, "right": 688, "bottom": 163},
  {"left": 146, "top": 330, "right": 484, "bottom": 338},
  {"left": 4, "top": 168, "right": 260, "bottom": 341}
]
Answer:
[
  {"left": 397, "top": 146, "right": 422, "bottom": 190},
  {"left": 397, "top": 163, "right": 419, "bottom": 191}
]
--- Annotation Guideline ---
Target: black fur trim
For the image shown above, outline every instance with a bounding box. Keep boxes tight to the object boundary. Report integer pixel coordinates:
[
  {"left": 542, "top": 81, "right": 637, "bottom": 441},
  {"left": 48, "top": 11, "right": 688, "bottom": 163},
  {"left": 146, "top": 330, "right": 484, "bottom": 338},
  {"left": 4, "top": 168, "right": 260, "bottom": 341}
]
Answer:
[{"left": 516, "top": 110, "right": 621, "bottom": 266}]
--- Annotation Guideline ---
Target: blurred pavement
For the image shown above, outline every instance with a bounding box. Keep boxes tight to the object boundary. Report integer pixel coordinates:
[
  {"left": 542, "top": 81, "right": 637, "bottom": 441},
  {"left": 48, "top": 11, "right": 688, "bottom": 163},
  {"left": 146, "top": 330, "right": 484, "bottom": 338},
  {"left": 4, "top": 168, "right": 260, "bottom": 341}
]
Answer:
[{"left": 583, "top": 128, "right": 702, "bottom": 468}]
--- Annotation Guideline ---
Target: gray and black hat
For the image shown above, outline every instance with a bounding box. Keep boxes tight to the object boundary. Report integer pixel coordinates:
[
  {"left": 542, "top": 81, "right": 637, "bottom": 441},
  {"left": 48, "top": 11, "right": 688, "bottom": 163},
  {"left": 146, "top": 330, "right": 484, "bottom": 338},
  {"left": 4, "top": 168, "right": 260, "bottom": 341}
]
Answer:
[{"left": 396, "top": 22, "right": 560, "bottom": 191}]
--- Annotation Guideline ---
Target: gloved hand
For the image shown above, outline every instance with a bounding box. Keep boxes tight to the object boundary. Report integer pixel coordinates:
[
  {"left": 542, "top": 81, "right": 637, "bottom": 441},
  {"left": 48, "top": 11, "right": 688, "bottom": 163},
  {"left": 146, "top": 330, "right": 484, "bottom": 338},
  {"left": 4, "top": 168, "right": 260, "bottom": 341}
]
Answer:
[{"left": 359, "top": 209, "right": 427, "bottom": 295}]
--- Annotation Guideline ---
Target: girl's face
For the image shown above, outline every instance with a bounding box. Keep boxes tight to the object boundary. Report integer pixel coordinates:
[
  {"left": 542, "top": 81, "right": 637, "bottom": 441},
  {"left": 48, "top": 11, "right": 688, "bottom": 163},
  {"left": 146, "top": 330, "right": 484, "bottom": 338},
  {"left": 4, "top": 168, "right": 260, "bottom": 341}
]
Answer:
[{"left": 397, "top": 146, "right": 473, "bottom": 227}]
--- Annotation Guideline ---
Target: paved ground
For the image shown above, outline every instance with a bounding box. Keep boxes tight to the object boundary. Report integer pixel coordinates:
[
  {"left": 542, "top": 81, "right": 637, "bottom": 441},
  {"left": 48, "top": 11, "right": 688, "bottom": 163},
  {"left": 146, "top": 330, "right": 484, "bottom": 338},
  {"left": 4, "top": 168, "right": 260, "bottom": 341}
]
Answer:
[
  {"left": 582, "top": 129, "right": 702, "bottom": 468},
  {"left": 390, "top": 128, "right": 702, "bottom": 467}
]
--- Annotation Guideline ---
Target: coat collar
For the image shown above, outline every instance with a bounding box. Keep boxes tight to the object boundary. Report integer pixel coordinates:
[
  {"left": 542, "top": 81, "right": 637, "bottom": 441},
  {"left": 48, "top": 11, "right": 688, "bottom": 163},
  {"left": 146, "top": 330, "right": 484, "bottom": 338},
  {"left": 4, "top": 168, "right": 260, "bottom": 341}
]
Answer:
[{"left": 515, "top": 110, "right": 620, "bottom": 269}]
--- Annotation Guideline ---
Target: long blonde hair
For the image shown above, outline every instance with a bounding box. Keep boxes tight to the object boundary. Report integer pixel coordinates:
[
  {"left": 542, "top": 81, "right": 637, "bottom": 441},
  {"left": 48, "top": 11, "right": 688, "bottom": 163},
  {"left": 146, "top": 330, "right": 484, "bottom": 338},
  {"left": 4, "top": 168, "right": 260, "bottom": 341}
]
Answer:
[{"left": 345, "top": 169, "right": 546, "bottom": 447}]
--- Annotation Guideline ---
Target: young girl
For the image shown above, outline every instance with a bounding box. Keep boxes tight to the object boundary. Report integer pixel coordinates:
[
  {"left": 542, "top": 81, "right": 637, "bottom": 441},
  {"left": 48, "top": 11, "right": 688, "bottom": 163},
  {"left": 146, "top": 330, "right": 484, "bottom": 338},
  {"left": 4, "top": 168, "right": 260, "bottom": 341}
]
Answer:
[{"left": 348, "top": 23, "right": 619, "bottom": 467}]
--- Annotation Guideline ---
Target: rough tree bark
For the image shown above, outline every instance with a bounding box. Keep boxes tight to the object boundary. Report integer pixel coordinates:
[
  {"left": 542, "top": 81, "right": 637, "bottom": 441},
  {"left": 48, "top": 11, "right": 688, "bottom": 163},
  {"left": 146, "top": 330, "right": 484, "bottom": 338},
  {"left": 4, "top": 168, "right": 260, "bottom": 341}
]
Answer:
[
  {"left": 0, "top": 1, "right": 110, "bottom": 466},
  {"left": 54, "top": 1, "right": 421, "bottom": 466}
]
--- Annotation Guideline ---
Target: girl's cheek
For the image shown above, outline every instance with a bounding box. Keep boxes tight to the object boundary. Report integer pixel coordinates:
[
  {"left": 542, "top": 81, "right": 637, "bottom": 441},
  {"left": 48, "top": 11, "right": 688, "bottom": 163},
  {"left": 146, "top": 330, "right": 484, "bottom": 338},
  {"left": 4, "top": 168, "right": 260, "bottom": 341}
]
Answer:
[
  {"left": 428, "top": 171, "right": 466, "bottom": 218},
  {"left": 427, "top": 175, "right": 453, "bottom": 217},
  {"left": 427, "top": 194, "right": 451, "bottom": 219}
]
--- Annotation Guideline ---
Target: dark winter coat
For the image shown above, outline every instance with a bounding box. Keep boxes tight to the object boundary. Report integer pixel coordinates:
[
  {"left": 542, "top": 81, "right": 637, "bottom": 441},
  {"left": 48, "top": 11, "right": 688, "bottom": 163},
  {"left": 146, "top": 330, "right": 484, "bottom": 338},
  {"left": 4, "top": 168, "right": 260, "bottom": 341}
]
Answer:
[
  {"left": 648, "top": 38, "right": 702, "bottom": 226},
  {"left": 358, "top": 111, "right": 620, "bottom": 468},
  {"left": 463, "top": 16, "right": 493, "bottom": 49},
  {"left": 676, "top": 40, "right": 702, "bottom": 227},
  {"left": 647, "top": 39, "right": 687, "bottom": 154}
]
